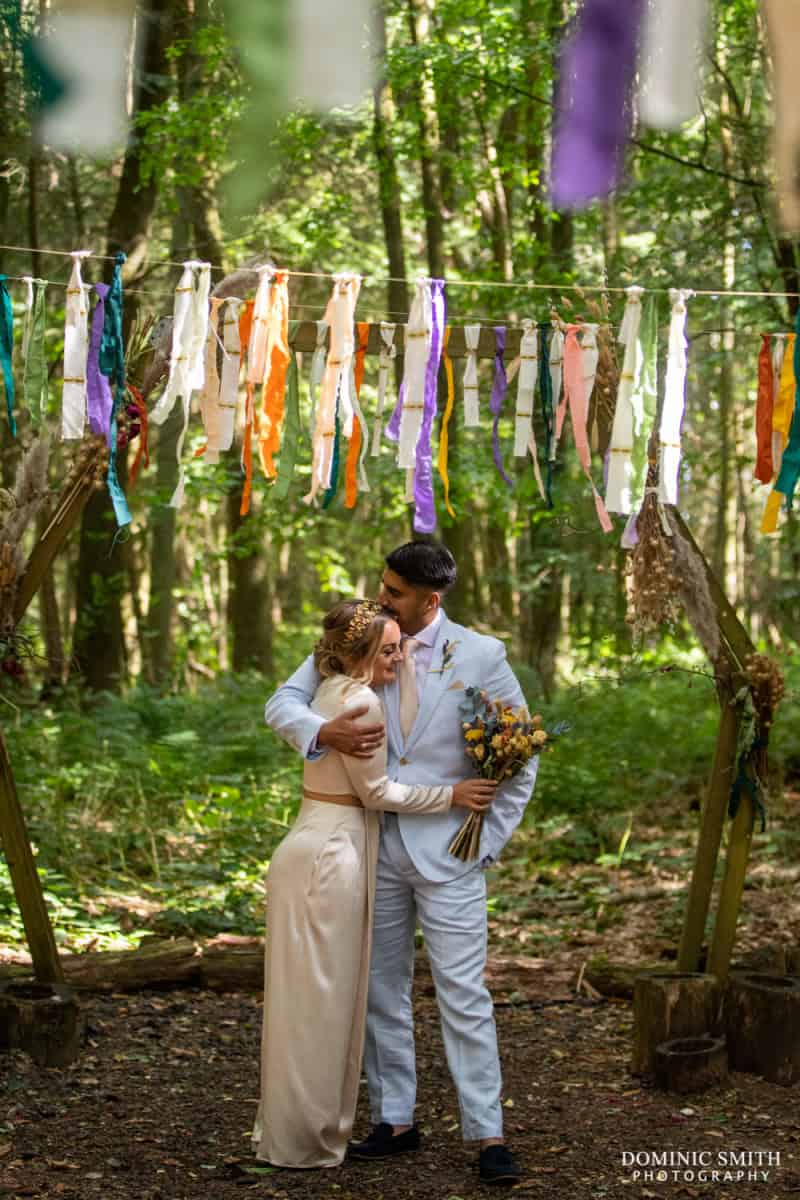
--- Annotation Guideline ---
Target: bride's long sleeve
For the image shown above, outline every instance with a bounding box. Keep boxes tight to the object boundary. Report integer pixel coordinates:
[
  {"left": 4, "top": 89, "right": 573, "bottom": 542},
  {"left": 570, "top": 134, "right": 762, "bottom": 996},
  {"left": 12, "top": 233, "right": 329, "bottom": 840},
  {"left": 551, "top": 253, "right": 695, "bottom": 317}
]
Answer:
[{"left": 339, "top": 693, "right": 453, "bottom": 814}]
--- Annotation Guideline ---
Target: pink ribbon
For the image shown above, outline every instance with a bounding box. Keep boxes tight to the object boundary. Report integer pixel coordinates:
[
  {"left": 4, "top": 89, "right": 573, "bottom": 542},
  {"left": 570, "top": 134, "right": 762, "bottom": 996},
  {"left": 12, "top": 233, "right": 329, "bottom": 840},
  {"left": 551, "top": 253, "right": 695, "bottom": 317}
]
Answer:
[{"left": 563, "top": 325, "right": 613, "bottom": 532}]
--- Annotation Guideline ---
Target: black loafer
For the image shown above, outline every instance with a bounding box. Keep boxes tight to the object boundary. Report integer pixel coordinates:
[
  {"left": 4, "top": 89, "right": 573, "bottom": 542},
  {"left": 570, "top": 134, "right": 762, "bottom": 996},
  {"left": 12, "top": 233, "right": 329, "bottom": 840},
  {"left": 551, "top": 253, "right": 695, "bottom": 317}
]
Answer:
[
  {"left": 479, "top": 1144, "right": 522, "bottom": 1186},
  {"left": 347, "top": 1122, "right": 421, "bottom": 1159}
]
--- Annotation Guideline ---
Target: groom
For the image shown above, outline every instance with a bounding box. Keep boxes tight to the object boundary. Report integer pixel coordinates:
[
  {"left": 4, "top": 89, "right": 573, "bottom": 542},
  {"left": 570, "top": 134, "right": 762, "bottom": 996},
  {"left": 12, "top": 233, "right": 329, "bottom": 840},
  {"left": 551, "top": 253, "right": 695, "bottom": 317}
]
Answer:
[{"left": 264, "top": 541, "right": 537, "bottom": 1186}]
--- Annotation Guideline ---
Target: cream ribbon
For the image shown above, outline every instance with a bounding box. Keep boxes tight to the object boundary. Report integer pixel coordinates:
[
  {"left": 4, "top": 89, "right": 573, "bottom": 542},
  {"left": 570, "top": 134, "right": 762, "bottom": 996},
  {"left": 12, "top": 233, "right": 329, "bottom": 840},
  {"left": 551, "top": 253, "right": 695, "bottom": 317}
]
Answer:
[
  {"left": 309, "top": 320, "right": 329, "bottom": 436},
  {"left": 398, "top": 279, "right": 432, "bottom": 468},
  {"left": 405, "top": 467, "right": 415, "bottom": 501},
  {"left": 304, "top": 274, "right": 360, "bottom": 504},
  {"left": 247, "top": 265, "right": 275, "bottom": 393},
  {"left": 605, "top": 285, "right": 645, "bottom": 515},
  {"left": 187, "top": 263, "right": 211, "bottom": 393},
  {"left": 637, "top": 0, "right": 708, "bottom": 129},
  {"left": 371, "top": 322, "right": 396, "bottom": 456},
  {"left": 658, "top": 289, "right": 692, "bottom": 505},
  {"left": 463, "top": 324, "right": 481, "bottom": 426},
  {"left": 506, "top": 320, "right": 545, "bottom": 501},
  {"left": 215, "top": 297, "right": 243, "bottom": 458},
  {"left": 198, "top": 296, "right": 224, "bottom": 464},
  {"left": 547, "top": 327, "right": 565, "bottom": 462},
  {"left": 61, "top": 250, "right": 91, "bottom": 440},
  {"left": 762, "top": 0, "right": 800, "bottom": 231}
]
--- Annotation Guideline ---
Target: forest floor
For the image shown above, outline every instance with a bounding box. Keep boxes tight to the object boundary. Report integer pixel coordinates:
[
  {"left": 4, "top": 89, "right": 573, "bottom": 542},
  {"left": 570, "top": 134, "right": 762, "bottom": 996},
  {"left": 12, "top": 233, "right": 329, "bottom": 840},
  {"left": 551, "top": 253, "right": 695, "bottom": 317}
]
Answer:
[{"left": 2, "top": 791, "right": 800, "bottom": 1200}]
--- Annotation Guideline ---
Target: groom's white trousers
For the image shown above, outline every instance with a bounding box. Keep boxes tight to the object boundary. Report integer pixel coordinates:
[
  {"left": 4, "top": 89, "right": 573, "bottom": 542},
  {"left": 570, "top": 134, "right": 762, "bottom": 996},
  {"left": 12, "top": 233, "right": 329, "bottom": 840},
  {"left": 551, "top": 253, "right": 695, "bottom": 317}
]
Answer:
[{"left": 364, "top": 815, "right": 504, "bottom": 1141}]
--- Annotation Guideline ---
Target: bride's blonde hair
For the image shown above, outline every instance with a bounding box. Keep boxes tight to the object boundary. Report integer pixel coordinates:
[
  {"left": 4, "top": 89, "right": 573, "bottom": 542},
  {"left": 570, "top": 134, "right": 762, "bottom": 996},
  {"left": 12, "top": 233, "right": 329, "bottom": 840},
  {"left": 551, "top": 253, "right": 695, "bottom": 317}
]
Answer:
[{"left": 314, "top": 600, "right": 393, "bottom": 682}]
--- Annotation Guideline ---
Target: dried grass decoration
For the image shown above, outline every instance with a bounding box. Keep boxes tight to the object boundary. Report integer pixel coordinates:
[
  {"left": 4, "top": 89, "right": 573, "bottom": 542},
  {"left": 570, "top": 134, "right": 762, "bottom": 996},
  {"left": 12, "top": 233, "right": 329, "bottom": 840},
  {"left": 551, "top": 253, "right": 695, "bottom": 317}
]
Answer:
[
  {"left": 627, "top": 465, "right": 682, "bottom": 641},
  {"left": 448, "top": 687, "right": 568, "bottom": 861}
]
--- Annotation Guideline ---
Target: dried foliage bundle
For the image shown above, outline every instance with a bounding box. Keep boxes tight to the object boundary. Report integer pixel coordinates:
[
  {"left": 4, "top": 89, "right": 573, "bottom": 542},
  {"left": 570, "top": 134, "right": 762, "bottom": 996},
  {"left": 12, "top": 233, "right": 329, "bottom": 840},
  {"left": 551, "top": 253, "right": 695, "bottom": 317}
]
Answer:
[{"left": 626, "top": 463, "right": 682, "bottom": 640}]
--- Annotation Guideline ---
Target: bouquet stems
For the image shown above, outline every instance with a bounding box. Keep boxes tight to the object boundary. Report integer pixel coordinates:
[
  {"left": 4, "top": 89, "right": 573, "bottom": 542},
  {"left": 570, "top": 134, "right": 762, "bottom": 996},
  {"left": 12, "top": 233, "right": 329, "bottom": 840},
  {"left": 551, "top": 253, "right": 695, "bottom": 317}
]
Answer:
[{"left": 448, "top": 811, "right": 484, "bottom": 861}]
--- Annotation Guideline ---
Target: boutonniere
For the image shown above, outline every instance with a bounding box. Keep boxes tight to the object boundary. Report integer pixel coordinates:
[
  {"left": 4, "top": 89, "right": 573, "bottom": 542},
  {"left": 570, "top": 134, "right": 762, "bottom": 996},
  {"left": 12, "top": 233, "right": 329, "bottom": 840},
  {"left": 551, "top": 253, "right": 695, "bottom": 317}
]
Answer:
[{"left": 429, "top": 639, "right": 460, "bottom": 675}]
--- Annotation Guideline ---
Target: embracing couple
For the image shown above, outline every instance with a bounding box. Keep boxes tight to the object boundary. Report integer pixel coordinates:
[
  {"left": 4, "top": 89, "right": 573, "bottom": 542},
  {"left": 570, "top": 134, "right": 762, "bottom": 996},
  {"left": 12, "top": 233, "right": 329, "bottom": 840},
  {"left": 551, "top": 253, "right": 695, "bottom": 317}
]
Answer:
[{"left": 254, "top": 542, "right": 538, "bottom": 1187}]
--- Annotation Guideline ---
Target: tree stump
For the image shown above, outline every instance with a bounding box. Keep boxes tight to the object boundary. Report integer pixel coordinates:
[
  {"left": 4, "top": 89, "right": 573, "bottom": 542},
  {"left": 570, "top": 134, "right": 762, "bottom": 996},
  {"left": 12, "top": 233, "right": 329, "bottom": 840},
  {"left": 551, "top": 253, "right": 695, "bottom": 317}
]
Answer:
[
  {"left": 726, "top": 973, "right": 800, "bottom": 1085},
  {"left": 632, "top": 972, "right": 721, "bottom": 1075},
  {"left": 0, "top": 979, "right": 84, "bottom": 1067},
  {"left": 654, "top": 1035, "right": 728, "bottom": 1094}
]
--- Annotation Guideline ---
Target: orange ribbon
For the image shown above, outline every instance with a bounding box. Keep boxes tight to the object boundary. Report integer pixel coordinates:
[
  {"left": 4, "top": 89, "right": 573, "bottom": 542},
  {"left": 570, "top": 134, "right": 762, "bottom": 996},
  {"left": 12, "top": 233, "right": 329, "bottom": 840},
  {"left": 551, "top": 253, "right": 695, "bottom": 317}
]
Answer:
[
  {"left": 755, "top": 334, "right": 774, "bottom": 485},
  {"left": 258, "top": 272, "right": 290, "bottom": 480},
  {"left": 344, "top": 323, "right": 370, "bottom": 509}
]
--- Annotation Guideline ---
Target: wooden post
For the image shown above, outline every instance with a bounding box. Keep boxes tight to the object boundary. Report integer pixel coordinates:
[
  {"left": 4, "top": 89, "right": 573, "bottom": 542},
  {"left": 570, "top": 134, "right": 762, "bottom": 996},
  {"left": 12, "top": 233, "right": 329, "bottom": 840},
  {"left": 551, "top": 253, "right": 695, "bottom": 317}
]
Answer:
[{"left": 708, "top": 791, "right": 757, "bottom": 984}]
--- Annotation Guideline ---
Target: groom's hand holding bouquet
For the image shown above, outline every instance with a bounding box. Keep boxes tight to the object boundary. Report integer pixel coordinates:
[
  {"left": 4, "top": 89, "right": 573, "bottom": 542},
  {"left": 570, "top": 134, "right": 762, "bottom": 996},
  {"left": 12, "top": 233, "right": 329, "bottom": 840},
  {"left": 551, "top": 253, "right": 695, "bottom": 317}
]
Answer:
[{"left": 448, "top": 687, "right": 569, "bottom": 861}]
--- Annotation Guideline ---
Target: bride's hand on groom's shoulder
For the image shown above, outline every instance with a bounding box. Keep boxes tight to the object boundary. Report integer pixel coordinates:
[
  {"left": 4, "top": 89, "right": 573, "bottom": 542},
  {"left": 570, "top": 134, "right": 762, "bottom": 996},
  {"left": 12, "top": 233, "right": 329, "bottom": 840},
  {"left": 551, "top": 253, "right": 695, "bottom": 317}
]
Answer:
[
  {"left": 452, "top": 779, "right": 498, "bottom": 812},
  {"left": 319, "top": 706, "right": 385, "bottom": 758}
]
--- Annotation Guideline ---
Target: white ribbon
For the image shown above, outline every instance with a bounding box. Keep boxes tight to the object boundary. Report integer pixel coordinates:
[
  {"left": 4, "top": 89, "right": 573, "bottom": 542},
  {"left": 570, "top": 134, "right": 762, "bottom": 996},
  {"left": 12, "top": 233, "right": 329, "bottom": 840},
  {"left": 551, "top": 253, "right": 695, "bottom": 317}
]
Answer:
[
  {"left": 605, "top": 286, "right": 645, "bottom": 515},
  {"left": 187, "top": 263, "right": 211, "bottom": 392},
  {"left": 508, "top": 320, "right": 546, "bottom": 501},
  {"left": 463, "top": 324, "right": 481, "bottom": 426},
  {"left": 211, "top": 297, "right": 243, "bottom": 461},
  {"left": 247, "top": 265, "right": 274, "bottom": 389},
  {"left": 397, "top": 279, "right": 432, "bottom": 468},
  {"left": 658, "top": 289, "right": 692, "bottom": 505},
  {"left": 304, "top": 273, "right": 360, "bottom": 504},
  {"left": 638, "top": 0, "right": 708, "bottom": 129},
  {"left": 371, "top": 322, "right": 396, "bottom": 456},
  {"left": 548, "top": 327, "right": 565, "bottom": 461},
  {"left": 309, "top": 320, "right": 329, "bottom": 436},
  {"left": 199, "top": 297, "right": 224, "bottom": 464},
  {"left": 61, "top": 250, "right": 91, "bottom": 440},
  {"left": 290, "top": 0, "right": 372, "bottom": 109}
]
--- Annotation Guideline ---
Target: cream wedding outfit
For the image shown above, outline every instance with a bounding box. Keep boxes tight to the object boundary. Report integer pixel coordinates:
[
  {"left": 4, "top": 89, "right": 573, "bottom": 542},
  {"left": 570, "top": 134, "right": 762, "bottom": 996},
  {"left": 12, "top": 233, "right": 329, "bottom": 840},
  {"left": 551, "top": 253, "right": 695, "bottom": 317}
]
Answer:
[{"left": 252, "top": 673, "right": 452, "bottom": 1168}]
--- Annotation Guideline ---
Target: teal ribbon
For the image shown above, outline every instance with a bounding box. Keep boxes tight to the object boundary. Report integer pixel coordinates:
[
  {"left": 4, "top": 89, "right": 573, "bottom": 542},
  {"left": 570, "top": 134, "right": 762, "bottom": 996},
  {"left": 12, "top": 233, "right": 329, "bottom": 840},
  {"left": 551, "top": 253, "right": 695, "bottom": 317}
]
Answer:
[
  {"left": 274, "top": 324, "right": 300, "bottom": 501},
  {"left": 538, "top": 321, "right": 554, "bottom": 507},
  {"left": 100, "top": 252, "right": 130, "bottom": 528},
  {"left": 0, "top": 276, "right": 15, "bottom": 436},
  {"left": 322, "top": 380, "right": 342, "bottom": 509},
  {"left": 22, "top": 278, "right": 47, "bottom": 422},
  {"left": 775, "top": 308, "right": 800, "bottom": 507}
]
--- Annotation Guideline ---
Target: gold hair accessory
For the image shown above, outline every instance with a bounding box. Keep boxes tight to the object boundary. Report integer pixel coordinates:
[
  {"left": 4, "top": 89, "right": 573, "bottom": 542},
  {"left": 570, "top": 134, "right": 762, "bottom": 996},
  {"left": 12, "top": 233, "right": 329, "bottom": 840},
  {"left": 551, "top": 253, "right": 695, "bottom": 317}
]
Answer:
[{"left": 341, "top": 600, "right": 384, "bottom": 647}]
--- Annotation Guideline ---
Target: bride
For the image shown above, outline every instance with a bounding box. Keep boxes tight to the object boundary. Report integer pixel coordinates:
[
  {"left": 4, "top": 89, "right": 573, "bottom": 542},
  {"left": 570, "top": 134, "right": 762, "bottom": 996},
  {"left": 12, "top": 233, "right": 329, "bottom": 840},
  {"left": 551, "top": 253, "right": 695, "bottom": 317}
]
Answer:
[{"left": 252, "top": 599, "right": 496, "bottom": 1169}]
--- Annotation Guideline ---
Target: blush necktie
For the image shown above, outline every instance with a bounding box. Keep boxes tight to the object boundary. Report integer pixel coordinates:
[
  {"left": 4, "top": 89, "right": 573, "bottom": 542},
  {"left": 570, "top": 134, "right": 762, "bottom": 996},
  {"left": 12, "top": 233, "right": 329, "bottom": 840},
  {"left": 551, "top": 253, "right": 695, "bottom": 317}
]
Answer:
[{"left": 399, "top": 637, "right": 421, "bottom": 740}]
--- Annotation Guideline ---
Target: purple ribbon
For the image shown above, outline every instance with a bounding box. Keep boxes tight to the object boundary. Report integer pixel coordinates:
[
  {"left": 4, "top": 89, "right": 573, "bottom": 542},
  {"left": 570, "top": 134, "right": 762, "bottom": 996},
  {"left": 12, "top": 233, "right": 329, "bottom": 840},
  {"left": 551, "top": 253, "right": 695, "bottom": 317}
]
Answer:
[
  {"left": 87, "top": 284, "right": 113, "bottom": 446},
  {"left": 491, "top": 326, "right": 513, "bottom": 488},
  {"left": 385, "top": 377, "right": 404, "bottom": 442},
  {"left": 551, "top": 0, "right": 644, "bottom": 209},
  {"left": 413, "top": 279, "right": 446, "bottom": 533}
]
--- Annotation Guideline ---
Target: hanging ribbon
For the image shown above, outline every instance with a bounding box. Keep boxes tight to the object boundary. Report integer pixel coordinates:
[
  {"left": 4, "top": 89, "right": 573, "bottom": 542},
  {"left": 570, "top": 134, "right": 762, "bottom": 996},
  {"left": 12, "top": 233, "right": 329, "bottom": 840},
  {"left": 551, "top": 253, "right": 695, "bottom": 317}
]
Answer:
[
  {"left": 437, "top": 325, "right": 456, "bottom": 518},
  {"left": 623, "top": 294, "right": 659, "bottom": 542},
  {"left": 755, "top": 335, "right": 775, "bottom": 486},
  {"left": 196, "top": 296, "right": 224, "bottom": 463},
  {"left": 0, "top": 277, "right": 15, "bottom": 437},
  {"left": 305, "top": 274, "right": 360, "bottom": 505},
  {"left": 258, "top": 270, "right": 290, "bottom": 479},
  {"left": 86, "top": 284, "right": 113, "bottom": 443},
  {"left": 463, "top": 324, "right": 481, "bottom": 426},
  {"left": 762, "top": 0, "right": 800, "bottom": 232},
  {"left": 761, "top": 332, "right": 797, "bottom": 533},
  {"left": 562, "top": 324, "right": 614, "bottom": 533},
  {"left": 215, "top": 297, "right": 243, "bottom": 460},
  {"left": 21, "top": 276, "right": 47, "bottom": 421},
  {"left": 128, "top": 384, "right": 149, "bottom": 485},
  {"left": 490, "top": 326, "right": 513, "bottom": 488},
  {"left": 275, "top": 323, "right": 301, "bottom": 502},
  {"left": 61, "top": 249, "right": 91, "bottom": 440},
  {"left": 637, "top": 0, "right": 708, "bottom": 129},
  {"left": 387, "top": 278, "right": 432, "bottom": 468},
  {"left": 605, "top": 285, "right": 645, "bottom": 514},
  {"left": 658, "top": 289, "right": 691, "bottom": 504},
  {"left": 150, "top": 261, "right": 197, "bottom": 426},
  {"left": 413, "top": 279, "right": 446, "bottom": 533},
  {"left": 99, "top": 250, "right": 131, "bottom": 529},
  {"left": 581, "top": 323, "right": 600, "bottom": 416},
  {"left": 771, "top": 309, "right": 800, "bottom": 516},
  {"left": 538, "top": 321, "right": 555, "bottom": 508},
  {"left": 309, "top": 320, "right": 329, "bottom": 437},
  {"left": 508, "top": 319, "right": 545, "bottom": 502},
  {"left": 239, "top": 266, "right": 274, "bottom": 514},
  {"left": 345, "top": 322, "right": 371, "bottom": 508},
  {"left": 371, "top": 322, "right": 396, "bottom": 456},
  {"left": 551, "top": 0, "right": 645, "bottom": 209},
  {"left": 548, "top": 326, "right": 565, "bottom": 463}
]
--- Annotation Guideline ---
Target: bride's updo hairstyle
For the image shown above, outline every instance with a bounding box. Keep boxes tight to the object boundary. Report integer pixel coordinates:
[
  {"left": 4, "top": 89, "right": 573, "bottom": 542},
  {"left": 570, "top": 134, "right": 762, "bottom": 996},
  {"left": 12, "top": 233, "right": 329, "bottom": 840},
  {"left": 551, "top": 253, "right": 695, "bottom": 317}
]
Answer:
[{"left": 314, "top": 599, "right": 393, "bottom": 682}]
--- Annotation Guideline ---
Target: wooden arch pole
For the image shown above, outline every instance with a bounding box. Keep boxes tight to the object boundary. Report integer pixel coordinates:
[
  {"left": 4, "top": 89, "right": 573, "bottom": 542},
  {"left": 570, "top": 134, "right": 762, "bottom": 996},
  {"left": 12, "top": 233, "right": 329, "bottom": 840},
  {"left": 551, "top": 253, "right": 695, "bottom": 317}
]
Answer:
[{"left": 0, "top": 448, "right": 101, "bottom": 983}]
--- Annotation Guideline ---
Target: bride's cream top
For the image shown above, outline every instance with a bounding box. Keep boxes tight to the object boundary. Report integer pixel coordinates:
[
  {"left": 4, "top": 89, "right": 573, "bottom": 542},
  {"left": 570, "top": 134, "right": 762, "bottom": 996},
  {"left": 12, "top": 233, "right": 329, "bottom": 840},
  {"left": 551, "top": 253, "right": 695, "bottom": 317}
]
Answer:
[{"left": 303, "top": 674, "right": 453, "bottom": 813}]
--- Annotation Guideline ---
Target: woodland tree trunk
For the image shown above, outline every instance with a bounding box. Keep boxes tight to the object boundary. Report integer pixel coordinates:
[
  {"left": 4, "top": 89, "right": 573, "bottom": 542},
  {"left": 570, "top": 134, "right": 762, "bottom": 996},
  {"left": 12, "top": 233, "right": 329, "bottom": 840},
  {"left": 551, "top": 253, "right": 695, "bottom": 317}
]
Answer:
[
  {"left": 226, "top": 488, "right": 273, "bottom": 674},
  {"left": 406, "top": 0, "right": 445, "bottom": 280},
  {"left": 373, "top": 2, "right": 409, "bottom": 353}
]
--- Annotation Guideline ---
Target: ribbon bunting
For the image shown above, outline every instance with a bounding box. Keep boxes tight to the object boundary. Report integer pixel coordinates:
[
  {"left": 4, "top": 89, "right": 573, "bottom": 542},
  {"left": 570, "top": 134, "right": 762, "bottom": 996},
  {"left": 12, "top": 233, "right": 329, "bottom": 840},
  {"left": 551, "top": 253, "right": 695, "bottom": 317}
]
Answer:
[
  {"left": 0, "top": 277, "right": 15, "bottom": 437},
  {"left": 258, "top": 270, "right": 291, "bottom": 480},
  {"left": 413, "top": 279, "right": 446, "bottom": 533},
  {"left": 538, "top": 321, "right": 555, "bottom": 508},
  {"left": 21, "top": 277, "right": 47, "bottom": 422},
  {"left": 344, "top": 322, "right": 371, "bottom": 509},
  {"left": 274, "top": 323, "right": 301, "bottom": 502},
  {"left": 761, "top": 329, "right": 797, "bottom": 533},
  {"left": 437, "top": 326, "right": 456, "bottom": 518},
  {"left": 216, "top": 297, "right": 243, "bottom": 460},
  {"left": 509, "top": 319, "right": 545, "bottom": 501},
  {"left": 99, "top": 250, "right": 131, "bottom": 529},
  {"left": 86, "top": 284, "right": 113, "bottom": 444},
  {"left": 387, "top": 278, "right": 432, "bottom": 470},
  {"left": 371, "top": 322, "right": 396, "bottom": 456},
  {"left": 305, "top": 274, "right": 360, "bottom": 505},
  {"left": 240, "top": 265, "right": 274, "bottom": 514},
  {"left": 605, "top": 285, "right": 645, "bottom": 514},
  {"left": 490, "top": 327, "right": 513, "bottom": 488},
  {"left": 774, "top": 315, "right": 800, "bottom": 507},
  {"left": 562, "top": 324, "right": 613, "bottom": 533},
  {"left": 548, "top": 326, "right": 565, "bottom": 464},
  {"left": 61, "top": 250, "right": 91, "bottom": 440},
  {"left": 309, "top": 320, "right": 329, "bottom": 437},
  {"left": 463, "top": 324, "right": 481, "bottom": 426},
  {"left": 658, "top": 289, "right": 692, "bottom": 505}
]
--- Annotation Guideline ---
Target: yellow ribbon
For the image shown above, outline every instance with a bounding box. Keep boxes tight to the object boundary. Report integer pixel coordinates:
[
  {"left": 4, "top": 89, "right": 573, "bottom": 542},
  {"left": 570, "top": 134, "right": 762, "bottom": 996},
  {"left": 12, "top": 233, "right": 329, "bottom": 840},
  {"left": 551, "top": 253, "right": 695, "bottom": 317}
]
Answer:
[
  {"left": 761, "top": 331, "right": 797, "bottom": 533},
  {"left": 437, "top": 325, "right": 456, "bottom": 518}
]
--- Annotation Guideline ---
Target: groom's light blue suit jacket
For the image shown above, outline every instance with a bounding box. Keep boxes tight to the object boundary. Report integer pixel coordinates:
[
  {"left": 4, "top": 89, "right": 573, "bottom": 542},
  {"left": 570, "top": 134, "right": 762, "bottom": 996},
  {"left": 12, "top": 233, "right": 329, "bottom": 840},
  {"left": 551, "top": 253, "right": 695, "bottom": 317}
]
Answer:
[{"left": 264, "top": 612, "right": 538, "bottom": 883}]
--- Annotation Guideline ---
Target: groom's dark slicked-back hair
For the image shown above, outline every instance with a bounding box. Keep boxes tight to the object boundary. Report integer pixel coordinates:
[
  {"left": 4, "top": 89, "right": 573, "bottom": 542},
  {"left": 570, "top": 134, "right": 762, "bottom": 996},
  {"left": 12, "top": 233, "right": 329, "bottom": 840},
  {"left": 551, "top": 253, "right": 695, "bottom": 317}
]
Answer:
[{"left": 385, "top": 541, "right": 457, "bottom": 593}]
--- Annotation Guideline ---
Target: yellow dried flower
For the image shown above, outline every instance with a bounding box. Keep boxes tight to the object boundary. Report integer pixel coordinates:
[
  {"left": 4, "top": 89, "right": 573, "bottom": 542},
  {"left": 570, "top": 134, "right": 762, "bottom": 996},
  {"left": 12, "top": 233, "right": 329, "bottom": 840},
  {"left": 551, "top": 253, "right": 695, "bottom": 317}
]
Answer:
[{"left": 532, "top": 729, "right": 548, "bottom": 746}]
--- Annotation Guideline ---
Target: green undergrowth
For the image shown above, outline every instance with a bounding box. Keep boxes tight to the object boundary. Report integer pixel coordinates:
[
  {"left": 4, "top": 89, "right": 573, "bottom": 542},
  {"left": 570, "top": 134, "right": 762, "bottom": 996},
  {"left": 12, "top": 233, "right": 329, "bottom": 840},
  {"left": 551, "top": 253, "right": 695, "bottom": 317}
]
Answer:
[{"left": 1, "top": 656, "right": 797, "bottom": 955}]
